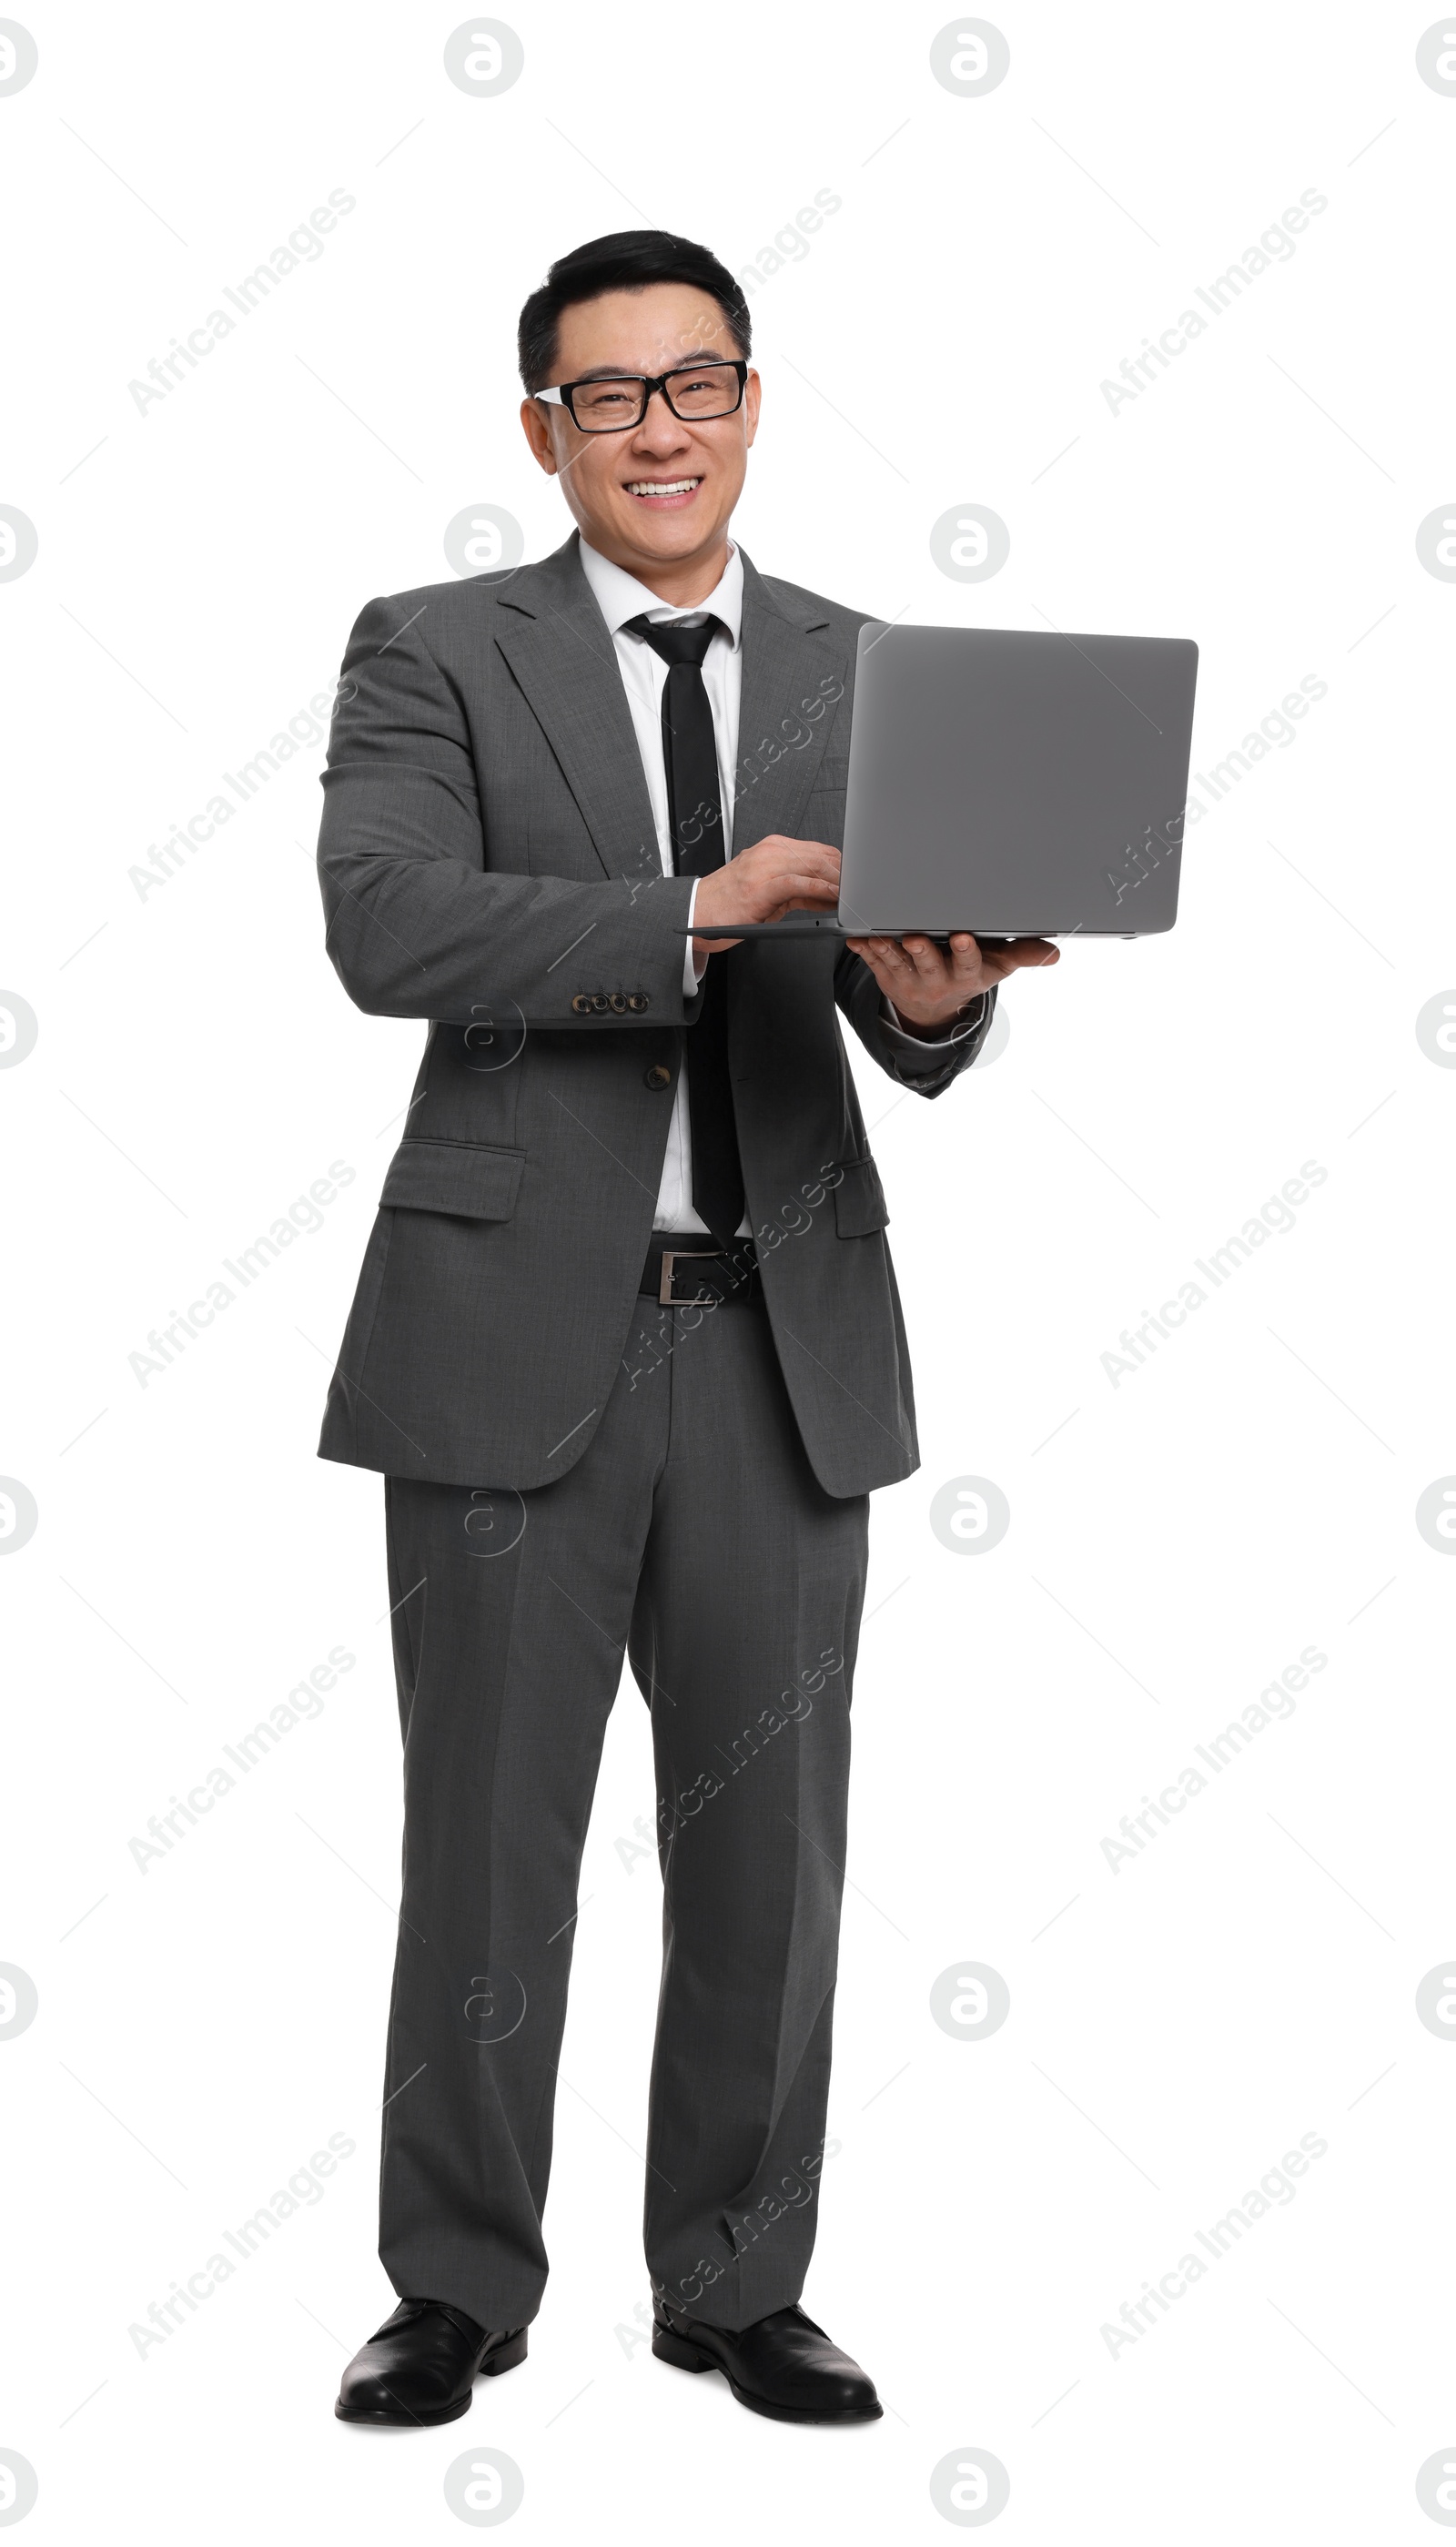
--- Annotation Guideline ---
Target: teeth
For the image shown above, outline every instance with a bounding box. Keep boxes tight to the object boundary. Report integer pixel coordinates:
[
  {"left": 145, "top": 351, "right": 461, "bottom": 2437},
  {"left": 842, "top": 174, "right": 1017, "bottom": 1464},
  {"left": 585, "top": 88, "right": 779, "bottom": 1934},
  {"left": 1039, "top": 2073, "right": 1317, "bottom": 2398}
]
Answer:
[{"left": 626, "top": 479, "right": 700, "bottom": 495}]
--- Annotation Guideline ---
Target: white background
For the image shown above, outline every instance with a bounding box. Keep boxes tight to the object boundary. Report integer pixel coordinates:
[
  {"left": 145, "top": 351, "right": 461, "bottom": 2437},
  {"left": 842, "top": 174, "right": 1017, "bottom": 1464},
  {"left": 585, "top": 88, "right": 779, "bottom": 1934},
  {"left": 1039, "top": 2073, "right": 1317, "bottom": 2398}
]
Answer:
[{"left": 4, "top": 2, "right": 1455, "bottom": 2538}]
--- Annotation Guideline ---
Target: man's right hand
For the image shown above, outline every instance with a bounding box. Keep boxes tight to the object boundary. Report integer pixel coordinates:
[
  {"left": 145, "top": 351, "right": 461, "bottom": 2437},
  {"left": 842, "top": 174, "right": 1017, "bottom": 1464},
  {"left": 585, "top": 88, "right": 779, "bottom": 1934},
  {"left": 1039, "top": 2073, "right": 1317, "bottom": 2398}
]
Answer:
[{"left": 691, "top": 835, "right": 841, "bottom": 963}]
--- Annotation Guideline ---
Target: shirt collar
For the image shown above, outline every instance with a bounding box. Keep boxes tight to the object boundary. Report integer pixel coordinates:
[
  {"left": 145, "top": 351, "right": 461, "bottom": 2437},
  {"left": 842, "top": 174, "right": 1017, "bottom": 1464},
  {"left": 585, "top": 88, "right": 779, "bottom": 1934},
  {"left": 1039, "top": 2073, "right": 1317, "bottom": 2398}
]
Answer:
[{"left": 579, "top": 535, "right": 743, "bottom": 650}]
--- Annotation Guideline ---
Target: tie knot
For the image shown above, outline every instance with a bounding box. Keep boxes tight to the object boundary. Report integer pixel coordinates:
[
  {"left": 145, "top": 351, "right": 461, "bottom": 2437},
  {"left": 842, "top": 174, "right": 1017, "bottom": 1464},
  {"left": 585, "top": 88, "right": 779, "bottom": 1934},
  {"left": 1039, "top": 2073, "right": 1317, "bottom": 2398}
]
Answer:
[{"left": 624, "top": 612, "right": 722, "bottom": 671}]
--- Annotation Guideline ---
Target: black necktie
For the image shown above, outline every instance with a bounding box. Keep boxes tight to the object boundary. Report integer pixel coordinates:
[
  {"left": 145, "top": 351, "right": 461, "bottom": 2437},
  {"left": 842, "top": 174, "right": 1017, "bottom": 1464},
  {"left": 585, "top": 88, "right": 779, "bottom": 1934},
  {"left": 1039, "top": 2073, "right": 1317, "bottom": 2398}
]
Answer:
[{"left": 625, "top": 613, "right": 744, "bottom": 1245}]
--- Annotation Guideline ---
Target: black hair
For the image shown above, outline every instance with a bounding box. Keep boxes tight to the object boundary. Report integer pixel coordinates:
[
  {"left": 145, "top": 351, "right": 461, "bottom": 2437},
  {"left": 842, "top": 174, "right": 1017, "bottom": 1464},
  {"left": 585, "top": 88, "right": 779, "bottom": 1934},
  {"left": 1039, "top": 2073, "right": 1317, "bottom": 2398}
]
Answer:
[{"left": 517, "top": 229, "right": 752, "bottom": 392}]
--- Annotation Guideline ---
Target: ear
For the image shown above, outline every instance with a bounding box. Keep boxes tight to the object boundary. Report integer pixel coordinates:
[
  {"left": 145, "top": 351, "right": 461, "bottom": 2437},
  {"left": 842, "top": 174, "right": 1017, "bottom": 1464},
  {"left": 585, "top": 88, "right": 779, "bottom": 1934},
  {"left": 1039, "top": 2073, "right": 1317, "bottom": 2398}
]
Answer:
[
  {"left": 743, "top": 367, "right": 761, "bottom": 450},
  {"left": 520, "top": 397, "right": 559, "bottom": 477}
]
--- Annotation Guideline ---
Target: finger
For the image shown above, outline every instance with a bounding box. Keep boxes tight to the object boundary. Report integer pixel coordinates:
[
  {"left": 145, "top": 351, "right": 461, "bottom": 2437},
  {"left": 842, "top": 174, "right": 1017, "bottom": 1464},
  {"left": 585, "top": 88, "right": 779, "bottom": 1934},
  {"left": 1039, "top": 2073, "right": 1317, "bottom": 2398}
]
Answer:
[
  {"left": 756, "top": 867, "right": 841, "bottom": 905},
  {"left": 898, "top": 935, "right": 952, "bottom": 985},
  {"left": 844, "top": 937, "right": 902, "bottom": 989},
  {"left": 765, "top": 874, "right": 841, "bottom": 910},
  {"left": 969, "top": 935, "right": 1057, "bottom": 981},
  {"left": 775, "top": 847, "right": 841, "bottom": 874}
]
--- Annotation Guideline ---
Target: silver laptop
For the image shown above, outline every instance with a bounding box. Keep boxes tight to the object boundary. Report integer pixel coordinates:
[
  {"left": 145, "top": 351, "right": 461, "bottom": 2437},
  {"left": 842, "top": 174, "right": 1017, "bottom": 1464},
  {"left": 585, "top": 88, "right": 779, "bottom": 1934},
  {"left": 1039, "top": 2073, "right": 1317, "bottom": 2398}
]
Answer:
[{"left": 689, "top": 621, "right": 1198, "bottom": 942}]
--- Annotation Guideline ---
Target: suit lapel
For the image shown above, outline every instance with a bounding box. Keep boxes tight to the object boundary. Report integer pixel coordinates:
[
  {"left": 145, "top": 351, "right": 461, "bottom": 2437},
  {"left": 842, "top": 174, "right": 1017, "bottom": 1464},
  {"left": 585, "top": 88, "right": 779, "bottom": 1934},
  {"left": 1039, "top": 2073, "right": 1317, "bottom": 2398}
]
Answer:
[
  {"left": 490, "top": 537, "right": 658, "bottom": 880},
  {"left": 726, "top": 552, "right": 851, "bottom": 1085},
  {"left": 731, "top": 550, "right": 845, "bottom": 854}
]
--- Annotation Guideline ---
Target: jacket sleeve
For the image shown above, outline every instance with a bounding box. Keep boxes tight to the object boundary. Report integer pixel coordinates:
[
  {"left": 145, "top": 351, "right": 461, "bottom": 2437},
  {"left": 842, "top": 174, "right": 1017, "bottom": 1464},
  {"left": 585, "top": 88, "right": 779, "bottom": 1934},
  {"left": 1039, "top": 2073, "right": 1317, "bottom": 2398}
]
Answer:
[
  {"left": 833, "top": 944, "right": 996, "bottom": 1098},
  {"left": 316, "top": 596, "right": 698, "bottom": 1027}
]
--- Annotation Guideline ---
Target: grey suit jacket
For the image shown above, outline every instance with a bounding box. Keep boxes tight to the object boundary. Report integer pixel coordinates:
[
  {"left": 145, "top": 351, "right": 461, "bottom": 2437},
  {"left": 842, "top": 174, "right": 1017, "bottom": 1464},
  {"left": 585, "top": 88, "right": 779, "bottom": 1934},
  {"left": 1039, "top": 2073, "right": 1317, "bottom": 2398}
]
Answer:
[{"left": 315, "top": 531, "right": 994, "bottom": 1497}]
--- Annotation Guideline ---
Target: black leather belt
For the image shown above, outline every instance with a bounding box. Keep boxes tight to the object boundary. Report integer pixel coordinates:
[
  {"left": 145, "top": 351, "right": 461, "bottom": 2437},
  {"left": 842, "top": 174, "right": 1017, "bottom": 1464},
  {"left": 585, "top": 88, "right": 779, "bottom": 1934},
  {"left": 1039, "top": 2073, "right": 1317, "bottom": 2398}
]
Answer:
[{"left": 640, "top": 1232, "right": 762, "bottom": 1308}]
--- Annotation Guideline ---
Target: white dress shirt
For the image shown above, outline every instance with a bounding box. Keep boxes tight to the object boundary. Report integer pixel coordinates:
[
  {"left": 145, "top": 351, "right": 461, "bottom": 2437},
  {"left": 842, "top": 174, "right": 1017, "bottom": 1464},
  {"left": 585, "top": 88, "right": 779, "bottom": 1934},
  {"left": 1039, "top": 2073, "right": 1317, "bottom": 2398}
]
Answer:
[
  {"left": 578, "top": 536, "right": 978, "bottom": 1235},
  {"left": 578, "top": 537, "right": 742, "bottom": 1231}
]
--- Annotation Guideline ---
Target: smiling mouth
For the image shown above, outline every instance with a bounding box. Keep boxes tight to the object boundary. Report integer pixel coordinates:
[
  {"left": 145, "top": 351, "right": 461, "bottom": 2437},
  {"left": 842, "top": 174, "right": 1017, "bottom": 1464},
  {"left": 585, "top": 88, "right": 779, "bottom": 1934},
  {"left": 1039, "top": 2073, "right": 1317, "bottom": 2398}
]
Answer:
[{"left": 623, "top": 477, "right": 703, "bottom": 500}]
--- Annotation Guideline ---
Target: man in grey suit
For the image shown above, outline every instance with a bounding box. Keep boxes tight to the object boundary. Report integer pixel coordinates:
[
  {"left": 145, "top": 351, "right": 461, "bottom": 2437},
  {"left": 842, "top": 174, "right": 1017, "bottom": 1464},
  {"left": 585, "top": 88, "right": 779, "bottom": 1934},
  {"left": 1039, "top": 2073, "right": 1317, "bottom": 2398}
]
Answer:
[{"left": 321, "top": 230, "right": 1056, "bottom": 2430}]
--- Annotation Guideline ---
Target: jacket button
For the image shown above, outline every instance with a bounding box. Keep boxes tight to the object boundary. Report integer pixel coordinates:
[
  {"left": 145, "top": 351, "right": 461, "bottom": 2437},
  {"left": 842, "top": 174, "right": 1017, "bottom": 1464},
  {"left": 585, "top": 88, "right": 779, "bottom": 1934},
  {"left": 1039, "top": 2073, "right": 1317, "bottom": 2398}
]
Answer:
[
  {"left": 627, "top": 991, "right": 649, "bottom": 1013},
  {"left": 609, "top": 992, "right": 628, "bottom": 1014},
  {"left": 644, "top": 1063, "right": 672, "bottom": 1090},
  {"left": 592, "top": 992, "right": 611, "bottom": 1013},
  {"left": 571, "top": 994, "right": 592, "bottom": 1014}
]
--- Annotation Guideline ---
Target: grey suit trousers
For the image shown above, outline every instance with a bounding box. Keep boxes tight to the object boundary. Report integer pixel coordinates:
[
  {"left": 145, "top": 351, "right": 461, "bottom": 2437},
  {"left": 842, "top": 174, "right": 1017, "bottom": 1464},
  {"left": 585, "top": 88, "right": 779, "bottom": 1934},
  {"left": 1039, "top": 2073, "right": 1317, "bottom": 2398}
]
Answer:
[{"left": 379, "top": 1289, "right": 869, "bottom": 2332}]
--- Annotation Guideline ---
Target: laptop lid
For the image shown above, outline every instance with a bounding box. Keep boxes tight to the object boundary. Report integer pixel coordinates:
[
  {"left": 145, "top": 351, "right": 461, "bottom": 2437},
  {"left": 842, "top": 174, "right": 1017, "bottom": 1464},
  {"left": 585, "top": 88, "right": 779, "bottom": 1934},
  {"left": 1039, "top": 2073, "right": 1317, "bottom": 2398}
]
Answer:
[{"left": 837, "top": 622, "right": 1198, "bottom": 936}]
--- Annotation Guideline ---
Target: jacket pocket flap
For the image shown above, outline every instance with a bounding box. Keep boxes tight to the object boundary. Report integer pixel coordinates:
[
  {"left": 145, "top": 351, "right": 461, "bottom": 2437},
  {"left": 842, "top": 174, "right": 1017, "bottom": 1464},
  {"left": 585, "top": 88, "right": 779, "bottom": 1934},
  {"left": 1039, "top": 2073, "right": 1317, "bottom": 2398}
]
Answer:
[
  {"left": 833, "top": 1156, "right": 889, "bottom": 1237},
  {"left": 381, "top": 1139, "right": 525, "bottom": 1221}
]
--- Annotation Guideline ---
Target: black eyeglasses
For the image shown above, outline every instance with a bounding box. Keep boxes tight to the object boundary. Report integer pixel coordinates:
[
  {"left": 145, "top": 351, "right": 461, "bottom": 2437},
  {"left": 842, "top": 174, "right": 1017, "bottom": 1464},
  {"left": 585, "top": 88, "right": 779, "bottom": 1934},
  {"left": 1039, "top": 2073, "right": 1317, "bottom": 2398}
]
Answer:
[{"left": 533, "top": 359, "right": 748, "bottom": 433}]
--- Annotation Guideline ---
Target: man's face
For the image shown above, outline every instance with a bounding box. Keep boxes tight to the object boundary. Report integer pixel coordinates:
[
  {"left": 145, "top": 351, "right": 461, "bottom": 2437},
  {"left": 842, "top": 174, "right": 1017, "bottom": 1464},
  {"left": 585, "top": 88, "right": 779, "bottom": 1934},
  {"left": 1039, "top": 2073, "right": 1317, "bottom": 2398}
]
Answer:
[{"left": 521, "top": 281, "right": 759, "bottom": 576}]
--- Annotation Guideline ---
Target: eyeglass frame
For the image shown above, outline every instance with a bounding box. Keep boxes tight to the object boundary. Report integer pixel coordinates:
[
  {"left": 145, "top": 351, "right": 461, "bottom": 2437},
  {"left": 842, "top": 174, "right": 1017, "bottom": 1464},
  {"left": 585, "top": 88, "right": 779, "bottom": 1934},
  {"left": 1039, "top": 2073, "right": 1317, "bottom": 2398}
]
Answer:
[{"left": 532, "top": 358, "right": 749, "bottom": 433}]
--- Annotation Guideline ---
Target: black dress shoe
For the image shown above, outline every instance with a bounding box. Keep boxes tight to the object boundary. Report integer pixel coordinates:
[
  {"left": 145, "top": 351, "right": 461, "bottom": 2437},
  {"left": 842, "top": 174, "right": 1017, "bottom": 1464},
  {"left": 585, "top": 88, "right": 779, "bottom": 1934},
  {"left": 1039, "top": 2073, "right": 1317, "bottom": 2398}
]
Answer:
[
  {"left": 652, "top": 2299, "right": 882, "bottom": 2423},
  {"left": 336, "top": 2298, "right": 527, "bottom": 2425}
]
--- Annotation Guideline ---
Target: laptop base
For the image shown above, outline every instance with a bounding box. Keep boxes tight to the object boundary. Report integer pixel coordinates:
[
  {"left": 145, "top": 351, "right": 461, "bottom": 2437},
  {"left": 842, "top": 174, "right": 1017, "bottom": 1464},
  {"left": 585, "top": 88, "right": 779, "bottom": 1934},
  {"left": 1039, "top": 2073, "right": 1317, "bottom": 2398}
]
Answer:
[{"left": 675, "top": 922, "right": 1130, "bottom": 943}]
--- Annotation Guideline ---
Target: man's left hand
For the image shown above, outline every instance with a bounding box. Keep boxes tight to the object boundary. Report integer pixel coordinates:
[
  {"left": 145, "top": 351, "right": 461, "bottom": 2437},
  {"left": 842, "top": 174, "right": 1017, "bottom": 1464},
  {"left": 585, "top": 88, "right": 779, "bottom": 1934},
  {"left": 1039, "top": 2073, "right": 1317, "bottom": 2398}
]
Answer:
[{"left": 845, "top": 931, "right": 1059, "bottom": 1037}]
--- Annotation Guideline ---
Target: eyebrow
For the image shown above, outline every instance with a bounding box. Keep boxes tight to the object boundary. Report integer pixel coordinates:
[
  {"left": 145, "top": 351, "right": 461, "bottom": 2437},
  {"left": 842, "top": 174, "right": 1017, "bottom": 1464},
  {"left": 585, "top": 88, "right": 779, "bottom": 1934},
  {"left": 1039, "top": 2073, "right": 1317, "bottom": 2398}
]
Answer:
[{"left": 567, "top": 358, "right": 733, "bottom": 381}]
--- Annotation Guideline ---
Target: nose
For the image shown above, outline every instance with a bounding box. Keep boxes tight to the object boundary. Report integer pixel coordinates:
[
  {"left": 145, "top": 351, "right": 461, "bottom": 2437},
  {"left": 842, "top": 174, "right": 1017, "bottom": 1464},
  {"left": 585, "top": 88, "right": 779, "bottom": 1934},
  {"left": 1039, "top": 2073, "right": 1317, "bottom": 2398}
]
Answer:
[{"left": 632, "top": 386, "right": 689, "bottom": 446}]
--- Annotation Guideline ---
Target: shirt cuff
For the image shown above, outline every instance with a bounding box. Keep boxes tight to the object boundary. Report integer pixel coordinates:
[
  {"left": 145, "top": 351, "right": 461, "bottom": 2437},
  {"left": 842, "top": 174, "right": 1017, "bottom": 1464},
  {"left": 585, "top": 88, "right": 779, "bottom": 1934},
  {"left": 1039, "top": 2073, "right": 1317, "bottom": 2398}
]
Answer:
[
  {"left": 880, "top": 990, "right": 988, "bottom": 1055},
  {"left": 682, "top": 877, "right": 704, "bottom": 996}
]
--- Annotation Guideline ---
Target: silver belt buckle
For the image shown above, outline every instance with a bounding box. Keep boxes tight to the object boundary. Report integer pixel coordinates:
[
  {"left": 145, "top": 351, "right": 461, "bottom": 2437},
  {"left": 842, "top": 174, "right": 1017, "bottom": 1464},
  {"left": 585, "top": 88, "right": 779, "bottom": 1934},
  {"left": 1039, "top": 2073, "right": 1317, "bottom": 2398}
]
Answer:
[{"left": 659, "top": 1248, "right": 718, "bottom": 1307}]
